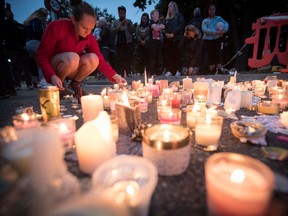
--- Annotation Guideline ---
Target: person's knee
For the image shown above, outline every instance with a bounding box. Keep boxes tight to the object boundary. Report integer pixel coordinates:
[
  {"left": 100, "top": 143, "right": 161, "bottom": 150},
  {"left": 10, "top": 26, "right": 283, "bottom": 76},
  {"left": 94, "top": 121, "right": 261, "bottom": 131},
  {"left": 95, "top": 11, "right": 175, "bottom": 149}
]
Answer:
[
  {"left": 65, "top": 53, "right": 80, "bottom": 70},
  {"left": 80, "top": 53, "right": 99, "bottom": 71}
]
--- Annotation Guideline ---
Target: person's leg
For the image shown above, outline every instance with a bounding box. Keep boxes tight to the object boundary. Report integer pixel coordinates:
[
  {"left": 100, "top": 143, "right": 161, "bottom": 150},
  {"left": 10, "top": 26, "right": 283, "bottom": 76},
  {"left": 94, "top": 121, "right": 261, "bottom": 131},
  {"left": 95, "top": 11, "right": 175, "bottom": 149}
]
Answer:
[{"left": 50, "top": 52, "right": 80, "bottom": 82}]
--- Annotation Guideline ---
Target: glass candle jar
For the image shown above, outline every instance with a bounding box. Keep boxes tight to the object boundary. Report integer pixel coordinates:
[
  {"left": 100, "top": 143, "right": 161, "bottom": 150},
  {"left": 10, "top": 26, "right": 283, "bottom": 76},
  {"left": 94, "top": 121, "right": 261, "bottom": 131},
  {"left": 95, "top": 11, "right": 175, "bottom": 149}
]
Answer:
[{"left": 142, "top": 124, "right": 191, "bottom": 176}]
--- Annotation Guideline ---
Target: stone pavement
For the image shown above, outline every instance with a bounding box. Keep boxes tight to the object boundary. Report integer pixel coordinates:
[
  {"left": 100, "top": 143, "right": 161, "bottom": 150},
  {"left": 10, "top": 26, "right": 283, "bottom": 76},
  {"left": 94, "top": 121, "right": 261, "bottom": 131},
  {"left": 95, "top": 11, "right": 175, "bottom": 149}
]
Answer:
[{"left": 0, "top": 72, "right": 287, "bottom": 128}]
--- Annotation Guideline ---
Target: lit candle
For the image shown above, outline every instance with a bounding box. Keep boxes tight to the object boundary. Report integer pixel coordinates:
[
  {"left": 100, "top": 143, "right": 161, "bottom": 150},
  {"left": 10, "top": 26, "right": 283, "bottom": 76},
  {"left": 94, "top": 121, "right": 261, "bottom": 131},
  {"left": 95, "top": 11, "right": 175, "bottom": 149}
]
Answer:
[
  {"left": 170, "top": 92, "right": 181, "bottom": 109},
  {"left": 186, "top": 103, "right": 202, "bottom": 130},
  {"left": 182, "top": 77, "right": 193, "bottom": 90},
  {"left": 193, "top": 81, "right": 209, "bottom": 105},
  {"left": 12, "top": 113, "right": 39, "bottom": 129},
  {"left": 75, "top": 111, "right": 116, "bottom": 174},
  {"left": 280, "top": 111, "right": 288, "bottom": 128},
  {"left": 81, "top": 94, "right": 103, "bottom": 122},
  {"left": 159, "top": 108, "right": 181, "bottom": 125},
  {"left": 92, "top": 155, "right": 158, "bottom": 216},
  {"left": 205, "top": 152, "right": 275, "bottom": 216},
  {"left": 272, "top": 94, "right": 288, "bottom": 110},
  {"left": 257, "top": 101, "right": 279, "bottom": 114},
  {"left": 142, "top": 124, "right": 190, "bottom": 176},
  {"left": 195, "top": 115, "right": 223, "bottom": 151},
  {"left": 46, "top": 117, "right": 76, "bottom": 151}
]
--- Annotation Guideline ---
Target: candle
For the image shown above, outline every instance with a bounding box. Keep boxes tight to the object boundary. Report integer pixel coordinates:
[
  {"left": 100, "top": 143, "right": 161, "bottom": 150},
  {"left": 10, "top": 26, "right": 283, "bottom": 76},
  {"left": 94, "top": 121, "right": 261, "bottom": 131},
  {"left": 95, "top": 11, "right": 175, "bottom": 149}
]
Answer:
[
  {"left": 181, "top": 90, "right": 192, "bottom": 106},
  {"left": 156, "top": 99, "right": 172, "bottom": 120},
  {"left": 12, "top": 113, "right": 39, "bottom": 129},
  {"left": 193, "top": 81, "right": 209, "bottom": 104},
  {"left": 205, "top": 152, "right": 275, "bottom": 216},
  {"left": 272, "top": 94, "right": 288, "bottom": 110},
  {"left": 147, "top": 85, "right": 159, "bottom": 98},
  {"left": 159, "top": 108, "right": 181, "bottom": 125},
  {"left": 195, "top": 115, "right": 223, "bottom": 151},
  {"left": 132, "top": 80, "right": 142, "bottom": 90},
  {"left": 170, "top": 92, "right": 181, "bottom": 109},
  {"left": 142, "top": 124, "right": 190, "bottom": 176},
  {"left": 257, "top": 101, "right": 279, "bottom": 114},
  {"left": 46, "top": 117, "right": 76, "bottom": 151},
  {"left": 159, "top": 80, "right": 168, "bottom": 92},
  {"left": 110, "top": 115, "right": 119, "bottom": 143},
  {"left": 139, "top": 98, "right": 148, "bottom": 113},
  {"left": 92, "top": 155, "right": 158, "bottom": 216},
  {"left": 208, "top": 86, "right": 222, "bottom": 104},
  {"left": 75, "top": 111, "right": 116, "bottom": 174},
  {"left": 102, "top": 95, "right": 110, "bottom": 109},
  {"left": 183, "top": 77, "right": 193, "bottom": 90},
  {"left": 280, "top": 111, "right": 288, "bottom": 128},
  {"left": 240, "top": 90, "right": 253, "bottom": 108},
  {"left": 81, "top": 94, "right": 103, "bottom": 122},
  {"left": 186, "top": 104, "right": 202, "bottom": 130}
]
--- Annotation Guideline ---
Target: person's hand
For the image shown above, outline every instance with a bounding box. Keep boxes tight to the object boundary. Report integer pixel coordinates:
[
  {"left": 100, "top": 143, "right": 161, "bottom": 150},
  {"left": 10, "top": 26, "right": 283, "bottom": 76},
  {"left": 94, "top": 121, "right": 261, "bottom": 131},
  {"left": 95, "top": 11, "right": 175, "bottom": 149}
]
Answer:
[
  {"left": 113, "top": 74, "right": 127, "bottom": 86},
  {"left": 50, "top": 75, "right": 65, "bottom": 90}
]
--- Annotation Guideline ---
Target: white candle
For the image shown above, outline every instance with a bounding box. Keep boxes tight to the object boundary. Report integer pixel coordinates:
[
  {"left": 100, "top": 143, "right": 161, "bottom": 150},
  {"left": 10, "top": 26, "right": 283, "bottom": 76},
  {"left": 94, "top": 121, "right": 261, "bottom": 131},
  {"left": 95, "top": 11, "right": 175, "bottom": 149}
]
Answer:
[
  {"left": 195, "top": 116, "right": 223, "bottom": 151},
  {"left": 75, "top": 111, "right": 116, "bottom": 174},
  {"left": 193, "top": 82, "right": 209, "bottom": 103},
  {"left": 183, "top": 77, "right": 193, "bottom": 89},
  {"left": 208, "top": 86, "right": 222, "bottom": 104},
  {"left": 240, "top": 90, "right": 253, "bottom": 108},
  {"left": 205, "top": 153, "right": 275, "bottom": 216},
  {"left": 103, "top": 95, "right": 110, "bottom": 109},
  {"left": 81, "top": 94, "right": 103, "bottom": 122}
]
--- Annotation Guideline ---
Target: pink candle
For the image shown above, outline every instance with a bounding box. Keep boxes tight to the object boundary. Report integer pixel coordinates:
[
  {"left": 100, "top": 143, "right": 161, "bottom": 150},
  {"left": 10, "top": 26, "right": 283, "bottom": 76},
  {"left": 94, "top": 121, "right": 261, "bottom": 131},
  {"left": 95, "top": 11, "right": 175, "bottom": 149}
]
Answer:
[
  {"left": 159, "top": 108, "right": 181, "bottom": 125},
  {"left": 205, "top": 153, "right": 274, "bottom": 216},
  {"left": 148, "top": 85, "right": 159, "bottom": 98}
]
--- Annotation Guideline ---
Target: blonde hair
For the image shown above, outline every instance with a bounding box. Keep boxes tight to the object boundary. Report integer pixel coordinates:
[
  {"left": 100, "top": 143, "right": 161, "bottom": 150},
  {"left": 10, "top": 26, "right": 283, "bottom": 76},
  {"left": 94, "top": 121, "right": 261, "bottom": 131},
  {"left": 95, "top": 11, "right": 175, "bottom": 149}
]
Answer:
[
  {"left": 166, "top": 1, "right": 179, "bottom": 19},
  {"left": 24, "top": 8, "right": 48, "bottom": 26}
]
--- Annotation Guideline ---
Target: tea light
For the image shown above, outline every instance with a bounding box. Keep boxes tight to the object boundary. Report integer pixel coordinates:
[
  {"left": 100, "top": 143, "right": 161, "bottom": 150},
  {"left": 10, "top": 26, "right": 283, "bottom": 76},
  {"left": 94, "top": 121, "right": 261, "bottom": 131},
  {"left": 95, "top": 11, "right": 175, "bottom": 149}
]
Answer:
[
  {"left": 63, "top": 94, "right": 74, "bottom": 101},
  {"left": 81, "top": 94, "right": 103, "bottom": 122},
  {"left": 156, "top": 99, "right": 172, "bottom": 119},
  {"left": 92, "top": 155, "right": 158, "bottom": 216},
  {"left": 71, "top": 103, "right": 79, "bottom": 109},
  {"left": 257, "top": 101, "right": 279, "bottom": 114},
  {"left": 12, "top": 113, "right": 39, "bottom": 129},
  {"left": 272, "top": 94, "right": 288, "bottom": 110},
  {"left": 183, "top": 77, "right": 193, "bottom": 90},
  {"left": 159, "top": 108, "right": 181, "bottom": 125},
  {"left": 142, "top": 124, "right": 191, "bottom": 176},
  {"left": 205, "top": 152, "right": 275, "bottom": 216},
  {"left": 195, "top": 115, "right": 223, "bottom": 151}
]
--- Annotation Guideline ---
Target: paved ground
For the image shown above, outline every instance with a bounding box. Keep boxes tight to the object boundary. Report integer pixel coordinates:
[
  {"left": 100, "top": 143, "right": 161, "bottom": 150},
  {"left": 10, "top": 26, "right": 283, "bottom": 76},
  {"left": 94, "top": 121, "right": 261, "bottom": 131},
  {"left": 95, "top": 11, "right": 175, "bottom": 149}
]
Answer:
[{"left": 0, "top": 72, "right": 287, "bottom": 128}]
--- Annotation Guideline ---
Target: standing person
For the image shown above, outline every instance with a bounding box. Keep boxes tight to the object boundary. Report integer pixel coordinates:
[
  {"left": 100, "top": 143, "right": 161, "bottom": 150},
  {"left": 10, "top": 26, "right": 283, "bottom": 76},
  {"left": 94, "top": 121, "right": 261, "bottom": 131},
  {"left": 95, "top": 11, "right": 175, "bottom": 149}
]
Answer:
[
  {"left": 111, "top": 6, "right": 135, "bottom": 77},
  {"left": 149, "top": 9, "right": 165, "bottom": 76},
  {"left": 24, "top": 7, "right": 49, "bottom": 87},
  {"left": 163, "top": 1, "right": 185, "bottom": 76},
  {"left": 135, "top": 12, "right": 150, "bottom": 76},
  {"left": 187, "top": 7, "right": 204, "bottom": 36},
  {"left": 4, "top": 7, "right": 33, "bottom": 90},
  {"left": 37, "top": 0, "right": 126, "bottom": 98},
  {"left": 202, "top": 2, "right": 229, "bottom": 74},
  {"left": 93, "top": 17, "right": 110, "bottom": 79}
]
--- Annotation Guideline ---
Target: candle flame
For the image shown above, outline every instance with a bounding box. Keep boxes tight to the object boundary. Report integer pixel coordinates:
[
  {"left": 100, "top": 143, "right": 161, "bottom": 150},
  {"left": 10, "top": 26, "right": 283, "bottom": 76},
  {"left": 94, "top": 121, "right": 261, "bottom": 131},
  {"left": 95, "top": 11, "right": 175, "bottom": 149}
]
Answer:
[
  {"left": 163, "top": 129, "right": 170, "bottom": 141},
  {"left": 161, "top": 99, "right": 167, "bottom": 106},
  {"left": 59, "top": 123, "right": 68, "bottom": 132},
  {"left": 22, "top": 113, "right": 29, "bottom": 121},
  {"left": 126, "top": 184, "right": 136, "bottom": 195},
  {"left": 230, "top": 169, "right": 246, "bottom": 184},
  {"left": 121, "top": 91, "right": 130, "bottom": 106}
]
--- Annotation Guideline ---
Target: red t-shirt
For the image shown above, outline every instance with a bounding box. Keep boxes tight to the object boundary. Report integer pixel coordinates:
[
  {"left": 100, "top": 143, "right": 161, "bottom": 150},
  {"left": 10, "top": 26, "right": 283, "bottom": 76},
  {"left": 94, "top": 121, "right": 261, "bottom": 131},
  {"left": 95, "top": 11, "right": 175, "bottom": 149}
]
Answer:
[{"left": 37, "top": 19, "right": 116, "bottom": 83}]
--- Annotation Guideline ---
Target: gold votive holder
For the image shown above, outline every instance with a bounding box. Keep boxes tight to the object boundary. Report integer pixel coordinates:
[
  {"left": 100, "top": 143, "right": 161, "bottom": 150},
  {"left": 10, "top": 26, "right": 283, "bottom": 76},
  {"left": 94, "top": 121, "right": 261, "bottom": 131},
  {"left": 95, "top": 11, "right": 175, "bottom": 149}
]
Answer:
[
  {"left": 257, "top": 101, "right": 279, "bottom": 115},
  {"left": 142, "top": 124, "right": 191, "bottom": 176}
]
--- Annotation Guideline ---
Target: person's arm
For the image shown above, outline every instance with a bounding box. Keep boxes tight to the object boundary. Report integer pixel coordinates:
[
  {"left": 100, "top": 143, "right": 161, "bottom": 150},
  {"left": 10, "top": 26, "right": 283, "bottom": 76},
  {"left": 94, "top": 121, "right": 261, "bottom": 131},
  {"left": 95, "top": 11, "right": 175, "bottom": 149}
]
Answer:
[
  {"left": 87, "top": 35, "right": 126, "bottom": 84},
  {"left": 126, "top": 19, "right": 135, "bottom": 34},
  {"left": 202, "top": 18, "right": 217, "bottom": 36},
  {"left": 172, "top": 13, "right": 185, "bottom": 37}
]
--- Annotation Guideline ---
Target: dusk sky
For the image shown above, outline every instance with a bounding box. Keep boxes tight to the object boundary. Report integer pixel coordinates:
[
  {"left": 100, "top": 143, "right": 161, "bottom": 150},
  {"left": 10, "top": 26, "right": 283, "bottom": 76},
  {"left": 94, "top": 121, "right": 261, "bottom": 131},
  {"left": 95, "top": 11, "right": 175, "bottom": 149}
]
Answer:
[{"left": 5, "top": 0, "right": 157, "bottom": 24}]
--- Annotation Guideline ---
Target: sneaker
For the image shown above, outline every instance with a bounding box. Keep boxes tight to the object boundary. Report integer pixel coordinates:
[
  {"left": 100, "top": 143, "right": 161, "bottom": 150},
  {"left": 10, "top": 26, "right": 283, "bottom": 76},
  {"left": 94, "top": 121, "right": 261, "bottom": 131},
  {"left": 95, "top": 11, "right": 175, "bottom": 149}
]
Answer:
[
  {"left": 164, "top": 71, "right": 172, "bottom": 77},
  {"left": 175, "top": 71, "right": 181, "bottom": 76},
  {"left": 27, "top": 85, "right": 34, "bottom": 90},
  {"left": 32, "top": 82, "right": 38, "bottom": 88}
]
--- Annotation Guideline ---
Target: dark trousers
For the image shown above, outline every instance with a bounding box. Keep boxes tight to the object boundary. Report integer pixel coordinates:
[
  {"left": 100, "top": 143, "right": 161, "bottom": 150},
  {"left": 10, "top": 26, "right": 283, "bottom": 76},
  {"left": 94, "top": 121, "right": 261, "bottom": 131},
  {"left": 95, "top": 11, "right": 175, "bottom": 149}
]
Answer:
[
  {"left": 163, "top": 39, "right": 181, "bottom": 75},
  {"left": 149, "top": 40, "right": 163, "bottom": 76},
  {"left": 116, "top": 43, "right": 134, "bottom": 76},
  {"left": 137, "top": 43, "right": 149, "bottom": 74}
]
